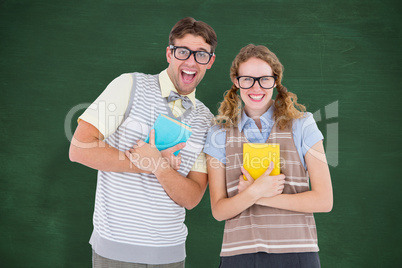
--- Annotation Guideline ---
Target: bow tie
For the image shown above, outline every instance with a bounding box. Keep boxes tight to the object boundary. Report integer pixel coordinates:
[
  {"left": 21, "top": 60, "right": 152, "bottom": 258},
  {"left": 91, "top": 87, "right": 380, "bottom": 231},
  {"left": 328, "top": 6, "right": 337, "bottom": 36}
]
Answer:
[{"left": 167, "top": 91, "right": 193, "bottom": 110}]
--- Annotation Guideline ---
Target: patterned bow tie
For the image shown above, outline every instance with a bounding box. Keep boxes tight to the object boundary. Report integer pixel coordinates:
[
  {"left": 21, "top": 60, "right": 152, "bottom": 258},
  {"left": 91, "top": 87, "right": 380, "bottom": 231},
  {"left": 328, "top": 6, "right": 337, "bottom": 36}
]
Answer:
[{"left": 167, "top": 91, "right": 193, "bottom": 110}]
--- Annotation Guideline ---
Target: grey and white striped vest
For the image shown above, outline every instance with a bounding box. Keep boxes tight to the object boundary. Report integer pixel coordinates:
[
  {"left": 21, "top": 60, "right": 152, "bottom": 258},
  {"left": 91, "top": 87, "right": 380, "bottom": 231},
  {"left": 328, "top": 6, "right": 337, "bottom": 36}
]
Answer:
[{"left": 90, "top": 72, "right": 213, "bottom": 264}]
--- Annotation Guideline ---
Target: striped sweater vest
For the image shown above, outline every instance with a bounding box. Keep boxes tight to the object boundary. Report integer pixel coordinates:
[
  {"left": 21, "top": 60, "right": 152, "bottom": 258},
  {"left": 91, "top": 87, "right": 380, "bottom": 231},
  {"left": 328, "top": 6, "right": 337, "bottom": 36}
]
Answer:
[
  {"left": 90, "top": 72, "right": 213, "bottom": 264},
  {"left": 222, "top": 123, "right": 319, "bottom": 256}
]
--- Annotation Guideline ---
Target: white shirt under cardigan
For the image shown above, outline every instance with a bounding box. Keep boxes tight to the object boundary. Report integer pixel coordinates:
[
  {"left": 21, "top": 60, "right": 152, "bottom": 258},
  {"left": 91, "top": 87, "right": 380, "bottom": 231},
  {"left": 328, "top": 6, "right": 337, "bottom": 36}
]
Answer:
[{"left": 79, "top": 69, "right": 207, "bottom": 173}]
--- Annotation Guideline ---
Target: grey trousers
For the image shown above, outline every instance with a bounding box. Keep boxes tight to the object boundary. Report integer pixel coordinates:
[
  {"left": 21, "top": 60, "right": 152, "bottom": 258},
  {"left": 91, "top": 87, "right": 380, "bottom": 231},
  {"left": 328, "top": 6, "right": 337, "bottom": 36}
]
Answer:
[
  {"left": 219, "top": 252, "right": 320, "bottom": 268},
  {"left": 92, "top": 251, "right": 185, "bottom": 268}
]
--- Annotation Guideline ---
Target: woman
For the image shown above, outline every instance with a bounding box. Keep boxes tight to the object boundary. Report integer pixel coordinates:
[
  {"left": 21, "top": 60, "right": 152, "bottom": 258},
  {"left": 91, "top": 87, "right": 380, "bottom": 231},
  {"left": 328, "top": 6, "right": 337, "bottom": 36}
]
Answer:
[{"left": 204, "top": 44, "right": 333, "bottom": 267}]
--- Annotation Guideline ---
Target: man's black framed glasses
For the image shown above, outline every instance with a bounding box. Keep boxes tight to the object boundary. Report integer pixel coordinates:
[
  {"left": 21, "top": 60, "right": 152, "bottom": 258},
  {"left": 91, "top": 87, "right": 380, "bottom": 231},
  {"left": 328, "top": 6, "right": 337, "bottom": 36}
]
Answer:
[
  {"left": 236, "top": 76, "right": 278, "bottom": 89},
  {"left": 169, "top": 45, "right": 214, "bottom": 65}
]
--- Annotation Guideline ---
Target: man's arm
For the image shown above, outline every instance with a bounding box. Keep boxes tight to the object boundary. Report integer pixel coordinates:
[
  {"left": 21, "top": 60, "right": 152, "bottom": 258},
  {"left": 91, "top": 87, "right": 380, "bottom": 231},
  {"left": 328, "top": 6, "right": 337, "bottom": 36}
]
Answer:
[
  {"left": 69, "top": 120, "right": 147, "bottom": 173},
  {"left": 155, "top": 168, "right": 208, "bottom": 210},
  {"left": 125, "top": 130, "right": 208, "bottom": 210}
]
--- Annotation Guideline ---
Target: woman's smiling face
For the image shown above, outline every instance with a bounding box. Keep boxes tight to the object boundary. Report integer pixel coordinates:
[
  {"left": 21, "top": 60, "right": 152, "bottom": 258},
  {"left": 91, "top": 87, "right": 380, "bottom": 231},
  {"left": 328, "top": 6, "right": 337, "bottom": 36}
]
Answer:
[{"left": 235, "top": 57, "right": 276, "bottom": 117}]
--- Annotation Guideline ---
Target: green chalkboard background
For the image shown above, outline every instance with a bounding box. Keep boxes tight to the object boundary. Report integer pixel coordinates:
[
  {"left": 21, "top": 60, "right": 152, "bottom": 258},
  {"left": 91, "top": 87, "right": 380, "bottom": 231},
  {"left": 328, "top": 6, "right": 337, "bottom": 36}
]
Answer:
[{"left": 1, "top": 0, "right": 401, "bottom": 267}]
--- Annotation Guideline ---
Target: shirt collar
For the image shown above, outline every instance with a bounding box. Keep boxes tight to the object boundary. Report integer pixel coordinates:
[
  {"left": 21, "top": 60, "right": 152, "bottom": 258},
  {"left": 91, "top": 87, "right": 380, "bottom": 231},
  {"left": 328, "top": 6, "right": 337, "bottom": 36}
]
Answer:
[
  {"left": 159, "top": 69, "right": 197, "bottom": 108},
  {"left": 239, "top": 104, "right": 275, "bottom": 132}
]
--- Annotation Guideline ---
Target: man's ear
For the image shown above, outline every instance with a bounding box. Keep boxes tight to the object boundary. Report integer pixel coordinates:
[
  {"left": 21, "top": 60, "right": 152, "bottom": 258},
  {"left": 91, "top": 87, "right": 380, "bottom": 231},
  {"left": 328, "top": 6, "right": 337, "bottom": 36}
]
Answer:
[
  {"left": 206, "top": 54, "right": 216, "bottom": 70},
  {"left": 166, "top": 46, "right": 172, "bottom": 63}
]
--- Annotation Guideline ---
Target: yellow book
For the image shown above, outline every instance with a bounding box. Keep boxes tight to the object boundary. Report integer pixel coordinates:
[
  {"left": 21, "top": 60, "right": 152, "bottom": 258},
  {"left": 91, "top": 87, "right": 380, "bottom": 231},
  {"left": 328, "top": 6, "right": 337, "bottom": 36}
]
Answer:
[{"left": 243, "top": 143, "right": 280, "bottom": 180}]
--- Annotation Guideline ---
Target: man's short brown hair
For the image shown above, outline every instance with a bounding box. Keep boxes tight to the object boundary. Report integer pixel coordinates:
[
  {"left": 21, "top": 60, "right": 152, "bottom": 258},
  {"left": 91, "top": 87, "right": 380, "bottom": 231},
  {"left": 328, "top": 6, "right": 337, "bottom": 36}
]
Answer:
[{"left": 169, "top": 17, "right": 217, "bottom": 53}]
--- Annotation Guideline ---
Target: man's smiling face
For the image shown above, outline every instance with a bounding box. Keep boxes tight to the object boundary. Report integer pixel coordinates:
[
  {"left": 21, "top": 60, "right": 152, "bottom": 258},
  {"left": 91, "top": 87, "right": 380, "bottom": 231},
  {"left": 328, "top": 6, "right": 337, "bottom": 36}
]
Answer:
[{"left": 166, "top": 34, "right": 215, "bottom": 95}]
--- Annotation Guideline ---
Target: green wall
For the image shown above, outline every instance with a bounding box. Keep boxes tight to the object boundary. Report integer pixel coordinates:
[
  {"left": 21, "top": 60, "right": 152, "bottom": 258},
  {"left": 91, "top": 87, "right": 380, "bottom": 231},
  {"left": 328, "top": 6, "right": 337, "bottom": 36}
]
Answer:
[{"left": 1, "top": 0, "right": 401, "bottom": 267}]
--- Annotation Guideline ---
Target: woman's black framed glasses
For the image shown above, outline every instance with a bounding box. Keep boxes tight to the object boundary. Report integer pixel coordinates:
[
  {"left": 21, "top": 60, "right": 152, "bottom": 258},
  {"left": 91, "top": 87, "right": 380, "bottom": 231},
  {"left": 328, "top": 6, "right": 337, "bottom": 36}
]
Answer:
[{"left": 236, "top": 76, "right": 278, "bottom": 89}]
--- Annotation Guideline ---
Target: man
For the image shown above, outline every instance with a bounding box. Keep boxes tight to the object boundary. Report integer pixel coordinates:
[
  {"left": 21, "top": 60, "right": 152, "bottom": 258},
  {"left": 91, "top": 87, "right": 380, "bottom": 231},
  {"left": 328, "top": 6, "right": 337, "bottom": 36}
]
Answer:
[{"left": 69, "top": 17, "right": 217, "bottom": 267}]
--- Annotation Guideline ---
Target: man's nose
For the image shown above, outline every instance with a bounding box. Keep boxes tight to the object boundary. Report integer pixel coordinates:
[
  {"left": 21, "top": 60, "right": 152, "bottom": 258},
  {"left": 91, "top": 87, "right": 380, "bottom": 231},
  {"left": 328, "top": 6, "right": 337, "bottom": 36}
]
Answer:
[{"left": 184, "top": 53, "right": 197, "bottom": 65}]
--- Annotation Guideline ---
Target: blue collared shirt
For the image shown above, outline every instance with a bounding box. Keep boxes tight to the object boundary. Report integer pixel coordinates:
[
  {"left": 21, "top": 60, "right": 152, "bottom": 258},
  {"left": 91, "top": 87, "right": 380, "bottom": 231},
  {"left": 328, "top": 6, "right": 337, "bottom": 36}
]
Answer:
[{"left": 203, "top": 105, "right": 323, "bottom": 170}]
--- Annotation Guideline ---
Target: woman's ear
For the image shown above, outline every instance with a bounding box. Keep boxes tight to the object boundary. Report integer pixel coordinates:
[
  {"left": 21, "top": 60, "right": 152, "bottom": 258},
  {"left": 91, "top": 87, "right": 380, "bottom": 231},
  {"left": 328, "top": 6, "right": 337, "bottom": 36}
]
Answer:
[{"left": 233, "top": 77, "right": 239, "bottom": 88}]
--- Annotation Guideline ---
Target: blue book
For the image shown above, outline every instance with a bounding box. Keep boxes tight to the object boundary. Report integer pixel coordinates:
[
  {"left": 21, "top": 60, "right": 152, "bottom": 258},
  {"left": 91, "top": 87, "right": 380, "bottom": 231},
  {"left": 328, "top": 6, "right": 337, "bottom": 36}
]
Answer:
[{"left": 145, "top": 114, "right": 192, "bottom": 156}]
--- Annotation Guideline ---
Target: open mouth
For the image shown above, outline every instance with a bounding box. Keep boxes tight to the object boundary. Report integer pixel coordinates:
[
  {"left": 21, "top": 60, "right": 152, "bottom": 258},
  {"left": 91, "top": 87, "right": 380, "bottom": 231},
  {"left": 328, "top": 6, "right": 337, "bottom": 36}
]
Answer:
[
  {"left": 249, "top": 94, "right": 265, "bottom": 101},
  {"left": 181, "top": 70, "right": 196, "bottom": 84}
]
